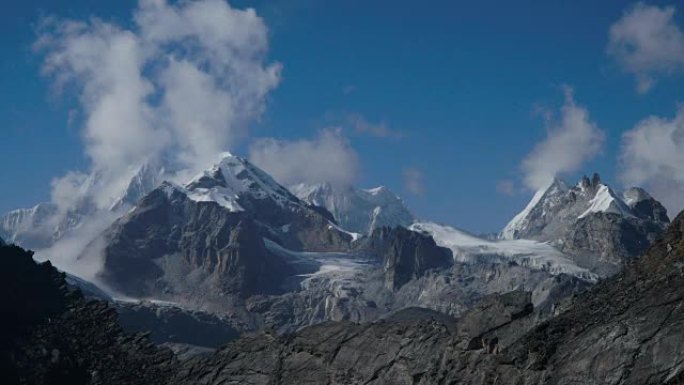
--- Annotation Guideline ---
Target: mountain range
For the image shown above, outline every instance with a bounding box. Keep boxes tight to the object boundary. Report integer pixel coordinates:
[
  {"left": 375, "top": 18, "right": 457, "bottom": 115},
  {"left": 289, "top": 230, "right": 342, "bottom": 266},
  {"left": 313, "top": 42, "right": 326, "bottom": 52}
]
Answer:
[
  {"left": 4, "top": 210, "right": 684, "bottom": 384},
  {"left": 1, "top": 151, "right": 678, "bottom": 384}
]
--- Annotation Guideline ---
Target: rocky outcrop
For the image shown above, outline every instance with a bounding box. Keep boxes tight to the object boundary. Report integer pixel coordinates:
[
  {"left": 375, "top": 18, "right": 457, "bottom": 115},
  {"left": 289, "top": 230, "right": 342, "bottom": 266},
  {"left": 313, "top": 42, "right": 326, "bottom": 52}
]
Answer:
[
  {"left": 115, "top": 302, "right": 239, "bottom": 348},
  {"left": 171, "top": 319, "right": 456, "bottom": 385},
  {"left": 0, "top": 244, "right": 176, "bottom": 385},
  {"left": 559, "top": 211, "right": 666, "bottom": 275},
  {"left": 358, "top": 226, "right": 453, "bottom": 290},
  {"left": 456, "top": 291, "right": 533, "bottom": 350}
]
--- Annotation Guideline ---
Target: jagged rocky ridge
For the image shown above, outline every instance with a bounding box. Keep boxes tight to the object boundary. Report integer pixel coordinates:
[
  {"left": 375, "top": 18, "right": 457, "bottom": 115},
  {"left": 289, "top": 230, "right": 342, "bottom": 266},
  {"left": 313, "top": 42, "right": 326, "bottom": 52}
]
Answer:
[{"left": 501, "top": 173, "right": 669, "bottom": 275}]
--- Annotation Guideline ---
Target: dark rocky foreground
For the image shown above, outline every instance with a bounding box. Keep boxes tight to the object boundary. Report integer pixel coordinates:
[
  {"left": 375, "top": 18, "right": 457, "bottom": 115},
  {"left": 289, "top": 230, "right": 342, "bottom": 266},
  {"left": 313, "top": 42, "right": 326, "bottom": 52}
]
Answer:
[
  {"left": 0, "top": 245, "right": 177, "bottom": 385},
  {"left": 5, "top": 211, "right": 684, "bottom": 384}
]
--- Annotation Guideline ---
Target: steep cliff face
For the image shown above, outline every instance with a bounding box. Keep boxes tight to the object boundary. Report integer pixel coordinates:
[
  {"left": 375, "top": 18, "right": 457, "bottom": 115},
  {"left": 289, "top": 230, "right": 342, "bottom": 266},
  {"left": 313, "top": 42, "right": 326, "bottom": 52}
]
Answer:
[
  {"left": 358, "top": 226, "right": 453, "bottom": 290},
  {"left": 94, "top": 186, "right": 296, "bottom": 301}
]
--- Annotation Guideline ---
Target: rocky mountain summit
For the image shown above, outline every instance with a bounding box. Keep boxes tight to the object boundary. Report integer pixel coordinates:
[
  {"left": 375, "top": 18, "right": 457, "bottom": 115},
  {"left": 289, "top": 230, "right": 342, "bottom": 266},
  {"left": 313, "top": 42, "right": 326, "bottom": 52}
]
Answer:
[
  {"left": 290, "top": 182, "right": 415, "bottom": 234},
  {"left": 84, "top": 153, "right": 354, "bottom": 305},
  {"left": 501, "top": 173, "right": 669, "bottom": 275}
]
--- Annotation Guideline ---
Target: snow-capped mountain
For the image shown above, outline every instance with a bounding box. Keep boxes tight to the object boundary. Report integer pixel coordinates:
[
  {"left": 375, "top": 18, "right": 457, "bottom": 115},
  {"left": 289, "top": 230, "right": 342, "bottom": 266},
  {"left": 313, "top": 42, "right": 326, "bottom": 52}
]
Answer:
[
  {"left": 0, "top": 162, "right": 166, "bottom": 251},
  {"left": 86, "top": 153, "right": 357, "bottom": 301},
  {"left": 56, "top": 153, "right": 595, "bottom": 335},
  {"left": 110, "top": 163, "right": 166, "bottom": 211},
  {"left": 0, "top": 203, "right": 60, "bottom": 249},
  {"left": 500, "top": 173, "right": 669, "bottom": 275},
  {"left": 289, "top": 182, "right": 415, "bottom": 234}
]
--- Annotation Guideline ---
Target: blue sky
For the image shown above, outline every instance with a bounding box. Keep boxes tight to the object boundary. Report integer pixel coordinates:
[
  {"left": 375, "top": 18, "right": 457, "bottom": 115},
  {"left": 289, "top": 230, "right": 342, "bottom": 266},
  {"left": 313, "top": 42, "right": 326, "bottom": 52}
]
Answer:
[{"left": 2, "top": 0, "right": 684, "bottom": 233}]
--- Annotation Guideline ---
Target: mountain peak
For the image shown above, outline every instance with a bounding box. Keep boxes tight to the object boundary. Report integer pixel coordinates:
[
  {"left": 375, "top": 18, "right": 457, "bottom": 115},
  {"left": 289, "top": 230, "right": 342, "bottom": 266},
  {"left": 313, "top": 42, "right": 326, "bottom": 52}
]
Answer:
[
  {"left": 290, "top": 182, "right": 414, "bottom": 234},
  {"left": 174, "top": 154, "right": 300, "bottom": 212},
  {"left": 499, "top": 173, "right": 669, "bottom": 274}
]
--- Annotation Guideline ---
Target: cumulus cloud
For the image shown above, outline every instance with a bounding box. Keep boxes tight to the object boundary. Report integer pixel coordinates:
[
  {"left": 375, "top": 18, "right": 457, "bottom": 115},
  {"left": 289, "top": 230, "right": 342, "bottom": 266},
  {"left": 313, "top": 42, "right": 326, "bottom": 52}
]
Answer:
[
  {"left": 521, "top": 87, "right": 605, "bottom": 190},
  {"left": 403, "top": 167, "right": 425, "bottom": 195},
  {"left": 607, "top": 3, "right": 684, "bottom": 92},
  {"left": 36, "top": 0, "right": 281, "bottom": 211},
  {"left": 248, "top": 129, "right": 360, "bottom": 187},
  {"left": 620, "top": 106, "right": 684, "bottom": 216}
]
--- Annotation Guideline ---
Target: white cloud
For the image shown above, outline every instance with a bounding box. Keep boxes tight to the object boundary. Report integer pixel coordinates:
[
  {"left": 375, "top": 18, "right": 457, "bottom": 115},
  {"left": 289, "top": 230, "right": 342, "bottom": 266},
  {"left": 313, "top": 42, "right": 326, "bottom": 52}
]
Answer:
[
  {"left": 248, "top": 129, "right": 360, "bottom": 187},
  {"left": 521, "top": 87, "right": 605, "bottom": 190},
  {"left": 36, "top": 0, "right": 281, "bottom": 211},
  {"left": 620, "top": 106, "right": 684, "bottom": 216},
  {"left": 347, "top": 113, "right": 403, "bottom": 139},
  {"left": 496, "top": 180, "right": 516, "bottom": 196},
  {"left": 403, "top": 167, "right": 425, "bottom": 195},
  {"left": 607, "top": 3, "right": 684, "bottom": 92}
]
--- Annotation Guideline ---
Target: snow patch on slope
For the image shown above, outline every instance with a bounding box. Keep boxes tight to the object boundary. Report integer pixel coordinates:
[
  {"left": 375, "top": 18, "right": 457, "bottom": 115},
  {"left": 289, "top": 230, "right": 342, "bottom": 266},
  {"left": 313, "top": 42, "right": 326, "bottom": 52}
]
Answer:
[
  {"left": 411, "top": 222, "right": 597, "bottom": 281},
  {"left": 578, "top": 185, "right": 633, "bottom": 219},
  {"left": 264, "top": 239, "right": 372, "bottom": 279}
]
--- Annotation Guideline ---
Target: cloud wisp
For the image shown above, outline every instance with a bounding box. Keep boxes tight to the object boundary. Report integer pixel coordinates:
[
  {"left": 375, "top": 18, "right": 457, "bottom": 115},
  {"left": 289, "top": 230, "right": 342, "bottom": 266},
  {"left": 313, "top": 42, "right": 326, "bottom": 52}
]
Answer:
[
  {"left": 496, "top": 180, "right": 516, "bottom": 196},
  {"left": 608, "top": 3, "right": 684, "bottom": 93},
  {"left": 521, "top": 87, "right": 605, "bottom": 190},
  {"left": 248, "top": 128, "right": 360, "bottom": 188},
  {"left": 620, "top": 106, "right": 684, "bottom": 216},
  {"left": 403, "top": 167, "right": 425, "bottom": 196},
  {"left": 347, "top": 113, "right": 403, "bottom": 139}
]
